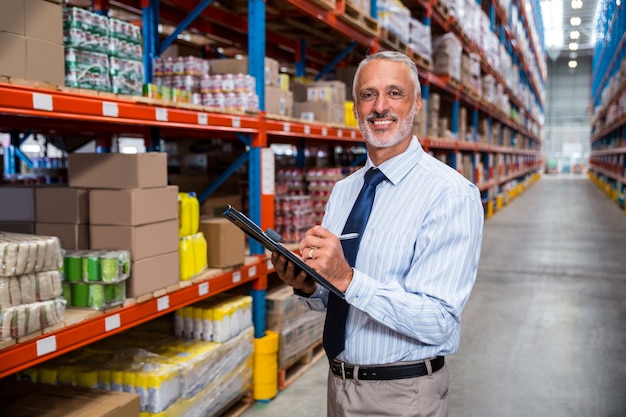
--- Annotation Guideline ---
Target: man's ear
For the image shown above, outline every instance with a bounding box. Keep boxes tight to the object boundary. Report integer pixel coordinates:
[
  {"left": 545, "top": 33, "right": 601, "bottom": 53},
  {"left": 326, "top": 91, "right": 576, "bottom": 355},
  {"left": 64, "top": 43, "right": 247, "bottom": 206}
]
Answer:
[{"left": 415, "top": 95, "right": 423, "bottom": 114}]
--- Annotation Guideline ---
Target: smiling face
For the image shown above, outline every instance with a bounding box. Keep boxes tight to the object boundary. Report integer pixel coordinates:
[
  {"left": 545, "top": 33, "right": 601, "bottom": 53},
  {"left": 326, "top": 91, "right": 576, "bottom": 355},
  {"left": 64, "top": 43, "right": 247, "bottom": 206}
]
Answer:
[{"left": 353, "top": 59, "right": 422, "bottom": 165}]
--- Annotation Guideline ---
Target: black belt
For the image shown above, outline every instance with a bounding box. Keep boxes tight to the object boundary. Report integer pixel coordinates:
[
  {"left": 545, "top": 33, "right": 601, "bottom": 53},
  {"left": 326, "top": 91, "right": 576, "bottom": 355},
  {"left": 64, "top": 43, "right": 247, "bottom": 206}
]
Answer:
[{"left": 330, "top": 356, "right": 445, "bottom": 380}]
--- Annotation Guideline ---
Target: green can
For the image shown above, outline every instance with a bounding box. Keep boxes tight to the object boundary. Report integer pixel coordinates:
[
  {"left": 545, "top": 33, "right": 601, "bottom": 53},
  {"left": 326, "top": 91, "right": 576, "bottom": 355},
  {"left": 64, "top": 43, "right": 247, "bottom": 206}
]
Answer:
[
  {"left": 100, "top": 253, "right": 119, "bottom": 283},
  {"left": 64, "top": 251, "right": 84, "bottom": 282},
  {"left": 89, "top": 284, "right": 106, "bottom": 310},
  {"left": 62, "top": 282, "right": 72, "bottom": 301},
  {"left": 71, "top": 283, "right": 89, "bottom": 307},
  {"left": 82, "top": 252, "right": 100, "bottom": 282}
]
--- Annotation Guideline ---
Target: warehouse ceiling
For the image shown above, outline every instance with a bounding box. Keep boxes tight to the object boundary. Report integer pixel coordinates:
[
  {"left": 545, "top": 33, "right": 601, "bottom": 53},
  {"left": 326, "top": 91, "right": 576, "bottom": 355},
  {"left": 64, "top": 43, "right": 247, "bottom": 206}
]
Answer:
[{"left": 540, "top": 0, "right": 601, "bottom": 60}]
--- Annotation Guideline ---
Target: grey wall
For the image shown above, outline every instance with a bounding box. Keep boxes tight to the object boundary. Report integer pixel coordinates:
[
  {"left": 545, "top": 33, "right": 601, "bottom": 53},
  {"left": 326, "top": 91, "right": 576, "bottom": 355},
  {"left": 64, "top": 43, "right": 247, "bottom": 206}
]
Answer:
[{"left": 543, "top": 54, "right": 592, "bottom": 169}]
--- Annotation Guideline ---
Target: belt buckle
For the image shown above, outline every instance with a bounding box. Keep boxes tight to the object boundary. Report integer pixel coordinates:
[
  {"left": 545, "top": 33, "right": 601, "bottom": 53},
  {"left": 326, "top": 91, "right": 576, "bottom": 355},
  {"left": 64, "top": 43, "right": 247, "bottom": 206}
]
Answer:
[{"left": 340, "top": 362, "right": 346, "bottom": 380}]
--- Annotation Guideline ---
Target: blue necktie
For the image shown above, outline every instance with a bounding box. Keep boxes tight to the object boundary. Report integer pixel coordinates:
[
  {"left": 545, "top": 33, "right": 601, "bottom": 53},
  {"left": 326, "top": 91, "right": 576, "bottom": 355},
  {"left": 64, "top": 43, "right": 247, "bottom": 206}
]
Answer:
[{"left": 323, "top": 167, "right": 387, "bottom": 360}]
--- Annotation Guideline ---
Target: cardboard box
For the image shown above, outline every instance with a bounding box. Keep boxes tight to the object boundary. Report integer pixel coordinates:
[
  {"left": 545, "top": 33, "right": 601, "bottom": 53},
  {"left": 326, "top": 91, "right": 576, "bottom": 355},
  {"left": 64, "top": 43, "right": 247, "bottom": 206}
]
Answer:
[
  {"left": 36, "top": 222, "right": 89, "bottom": 250},
  {"left": 265, "top": 86, "right": 293, "bottom": 117},
  {"left": 0, "top": 186, "right": 35, "bottom": 221},
  {"left": 291, "top": 81, "right": 346, "bottom": 105},
  {"left": 128, "top": 250, "right": 179, "bottom": 297},
  {"left": 36, "top": 186, "right": 89, "bottom": 224},
  {"left": 209, "top": 56, "right": 279, "bottom": 87},
  {"left": 0, "top": 0, "right": 25, "bottom": 35},
  {"left": 90, "top": 219, "right": 178, "bottom": 261},
  {"left": 199, "top": 217, "right": 245, "bottom": 268},
  {"left": 89, "top": 186, "right": 178, "bottom": 226},
  {"left": 0, "top": 222, "right": 35, "bottom": 234},
  {"left": 26, "top": 37, "right": 64, "bottom": 85},
  {"left": 0, "top": 381, "right": 140, "bottom": 417},
  {"left": 0, "top": 32, "right": 27, "bottom": 78},
  {"left": 292, "top": 101, "right": 344, "bottom": 124},
  {"left": 266, "top": 284, "right": 308, "bottom": 330},
  {"left": 201, "top": 193, "right": 242, "bottom": 217},
  {"left": 68, "top": 153, "right": 168, "bottom": 189},
  {"left": 24, "top": 0, "right": 63, "bottom": 43}
]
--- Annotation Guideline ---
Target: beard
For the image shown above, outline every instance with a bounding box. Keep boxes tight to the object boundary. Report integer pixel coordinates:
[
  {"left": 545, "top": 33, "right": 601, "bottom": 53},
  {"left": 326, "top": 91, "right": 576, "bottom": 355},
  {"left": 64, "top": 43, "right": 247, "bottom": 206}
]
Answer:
[{"left": 357, "top": 102, "right": 416, "bottom": 148}]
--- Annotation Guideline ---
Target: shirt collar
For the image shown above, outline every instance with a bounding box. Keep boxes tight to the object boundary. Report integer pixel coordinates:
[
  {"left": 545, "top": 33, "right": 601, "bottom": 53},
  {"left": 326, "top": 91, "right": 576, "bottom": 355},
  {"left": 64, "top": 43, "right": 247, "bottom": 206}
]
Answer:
[{"left": 365, "top": 136, "right": 424, "bottom": 186}]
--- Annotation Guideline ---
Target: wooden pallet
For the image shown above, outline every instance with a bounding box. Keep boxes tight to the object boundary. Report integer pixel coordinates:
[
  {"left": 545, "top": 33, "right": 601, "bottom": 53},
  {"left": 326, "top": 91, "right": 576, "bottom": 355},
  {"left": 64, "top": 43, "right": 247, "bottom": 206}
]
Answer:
[
  {"left": 462, "top": 86, "right": 481, "bottom": 102},
  {"left": 412, "top": 53, "right": 432, "bottom": 72},
  {"left": 310, "top": 0, "right": 337, "bottom": 11},
  {"left": 379, "top": 27, "right": 408, "bottom": 54},
  {"left": 338, "top": 2, "right": 378, "bottom": 38},
  {"left": 278, "top": 340, "right": 325, "bottom": 390},
  {"left": 434, "top": 0, "right": 450, "bottom": 21},
  {"left": 213, "top": 392, "right": 254, "bottom": 417}
]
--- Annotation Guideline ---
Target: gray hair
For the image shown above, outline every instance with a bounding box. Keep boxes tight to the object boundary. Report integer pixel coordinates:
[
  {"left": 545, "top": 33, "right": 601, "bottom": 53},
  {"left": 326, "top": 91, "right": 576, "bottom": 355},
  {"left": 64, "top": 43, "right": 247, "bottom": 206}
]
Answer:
[{"left": 352, "top": 51, "right": 421, "bottom": 100}]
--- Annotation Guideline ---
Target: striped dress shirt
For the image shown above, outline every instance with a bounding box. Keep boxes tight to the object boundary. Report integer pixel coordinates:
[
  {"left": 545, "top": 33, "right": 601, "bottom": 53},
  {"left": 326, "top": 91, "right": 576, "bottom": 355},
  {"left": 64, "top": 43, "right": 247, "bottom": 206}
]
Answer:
[{"left": 299, "top": 137, "right": 484, "bottom": 365}]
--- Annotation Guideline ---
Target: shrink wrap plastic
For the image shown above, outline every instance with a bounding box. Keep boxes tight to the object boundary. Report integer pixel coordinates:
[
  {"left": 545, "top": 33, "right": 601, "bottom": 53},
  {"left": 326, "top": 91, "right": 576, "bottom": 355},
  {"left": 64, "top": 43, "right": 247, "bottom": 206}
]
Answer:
[
  {"left": 0, "top": 298, "right": 66, "bottom": 341},
  {"left": 0, "top": 233, "right": 63, "bottom": 277}
]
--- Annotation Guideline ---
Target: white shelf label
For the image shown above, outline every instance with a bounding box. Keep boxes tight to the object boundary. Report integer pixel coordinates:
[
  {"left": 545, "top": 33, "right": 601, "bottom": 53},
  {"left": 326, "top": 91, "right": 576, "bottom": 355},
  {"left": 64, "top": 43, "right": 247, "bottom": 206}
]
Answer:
[
  {"left": 156, "top": 108, "right": 168, "bottom": 121},
  {"left": 36, "top": 336, "right": 56, "bottom": 356},
  {"left": 198, "top": 282, "right": 209, "bottom": 296},
  {"left": 322, "top": 127, "right": 328, "bottom": 136},
  {"left": 198, "top": 113, "right": 208, "bottom": 125},
  {"left": 351, "top": 130, "right": 357, "bottom": 139},
  {"left": 157, "top": 295, "right": 170, "bottom": 311},
  {"left": 267, "top": 259, "right": 273, "bottom": 271},
  {"left": 232, "top": 117, "right": 241, "bottom": 128},
  {"left": 304, "top": 125, "right": 311, "bottom": 134},
  {"left": 32, "top": 93, "right": 53, "bottom": 111},
  {"left": 337, "top": 129, "right": 343, "bottom": 137},
  {"left": 283, "top": 123, "right": 291, "bottom": 132},
  {"left": 249, "top": 266, "right": 257, "bottom": 278},
  {"left": 233, "top": 271, "right": 242, "bottom": 283},
  {"left": 102, "top": 102, "right": 119, "bottom": 117},
  {"left": 105, "top": 314, "right": 121, "bottom": 332}
]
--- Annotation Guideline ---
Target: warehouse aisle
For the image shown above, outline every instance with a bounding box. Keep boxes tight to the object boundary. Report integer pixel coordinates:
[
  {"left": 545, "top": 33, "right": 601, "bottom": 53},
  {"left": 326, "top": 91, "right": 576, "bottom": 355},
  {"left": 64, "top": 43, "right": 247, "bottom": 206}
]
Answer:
[{"left": 242, "top": 175, "right": 626, "bottom": 417}]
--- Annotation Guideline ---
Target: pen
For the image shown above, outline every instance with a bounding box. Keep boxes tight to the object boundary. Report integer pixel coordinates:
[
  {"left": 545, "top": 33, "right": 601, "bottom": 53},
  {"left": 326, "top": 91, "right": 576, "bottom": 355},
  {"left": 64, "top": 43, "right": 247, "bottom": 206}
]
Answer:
[{"left": 338, "top": 233, "right": 359, "bottom": 240}]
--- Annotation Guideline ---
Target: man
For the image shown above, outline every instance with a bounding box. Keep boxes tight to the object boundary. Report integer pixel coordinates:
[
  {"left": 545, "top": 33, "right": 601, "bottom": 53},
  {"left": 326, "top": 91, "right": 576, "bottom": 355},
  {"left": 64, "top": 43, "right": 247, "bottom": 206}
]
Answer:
[{"left": 271, "top": 51, "right": 484, "bottom": 417}]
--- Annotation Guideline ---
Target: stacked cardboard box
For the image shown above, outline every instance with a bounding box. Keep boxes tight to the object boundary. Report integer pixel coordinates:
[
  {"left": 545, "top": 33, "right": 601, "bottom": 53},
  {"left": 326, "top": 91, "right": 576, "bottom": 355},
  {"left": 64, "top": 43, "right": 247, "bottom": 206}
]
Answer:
[
  {"left": 198, "top": 217, "right": 245, "bottom": 269},
  {"left": 68, "top": 153, "right": 180, "bottom": 298},
  {"left": 265, "top": 285, "right": 325, "bottom": 369},
  {"left": 0, "top": 186, "right": 37, "bottom": 233},
  {"left": 35, "top": 187, "right": 89, "bottom": 250},
  {"left": 291, "top": 80, "right": 346, "bottom": 125},
  {"left": 0, "top": 380, "right": 140, "bottom": 417},
  {"left": 428, "top": 93, "right": 440, "bottom": 137},
  {"left": 0, "top": 0, "right": 64, "bottom": 84}
]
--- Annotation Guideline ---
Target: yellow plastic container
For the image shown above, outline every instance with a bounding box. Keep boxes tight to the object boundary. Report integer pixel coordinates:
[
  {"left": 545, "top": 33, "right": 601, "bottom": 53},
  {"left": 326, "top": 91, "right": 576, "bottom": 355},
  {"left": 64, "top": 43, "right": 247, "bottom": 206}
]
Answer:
[
  {"left": 192, "top": 232, "right": 207, "bottom": 275},
  {"left": 179, "top": 236, "right": 195, "bottom": 281},
  {"left": 178, "top": 192, "right": 200, "bottom": 237}
]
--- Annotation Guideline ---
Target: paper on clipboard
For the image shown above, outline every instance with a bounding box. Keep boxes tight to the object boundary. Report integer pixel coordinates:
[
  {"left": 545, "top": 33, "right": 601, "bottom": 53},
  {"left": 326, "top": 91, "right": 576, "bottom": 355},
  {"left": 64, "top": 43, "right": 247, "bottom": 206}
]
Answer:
[{"left": 222, "top": 206, "right": 345, "bottom": 299}]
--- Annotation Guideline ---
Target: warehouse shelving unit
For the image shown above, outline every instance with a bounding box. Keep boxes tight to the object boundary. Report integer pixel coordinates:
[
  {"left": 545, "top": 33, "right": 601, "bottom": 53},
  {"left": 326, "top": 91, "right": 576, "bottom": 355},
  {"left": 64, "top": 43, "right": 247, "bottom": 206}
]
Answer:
[
  {"left": 0, "top": 256, "right": 269, "bottom": 379},
  {"left": 0, "top": 0, "right": 543, "bottom": 397},
  {"left": 588, "top": 0, "right": 625, "bottom": 207}
]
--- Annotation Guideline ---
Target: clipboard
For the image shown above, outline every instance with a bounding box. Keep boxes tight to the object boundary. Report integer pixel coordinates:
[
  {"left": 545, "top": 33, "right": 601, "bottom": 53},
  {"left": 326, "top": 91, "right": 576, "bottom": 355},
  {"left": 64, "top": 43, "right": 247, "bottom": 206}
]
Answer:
[{"left": 222, "top": 205, "right": 345, "bottom": 299}]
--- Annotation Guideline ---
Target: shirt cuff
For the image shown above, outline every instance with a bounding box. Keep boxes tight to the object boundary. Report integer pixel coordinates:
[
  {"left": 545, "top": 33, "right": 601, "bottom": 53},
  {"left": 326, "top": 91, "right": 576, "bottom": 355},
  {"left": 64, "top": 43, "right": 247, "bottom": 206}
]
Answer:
[{"left": 344, "top": 268, "right": 377, "bottom": 309}]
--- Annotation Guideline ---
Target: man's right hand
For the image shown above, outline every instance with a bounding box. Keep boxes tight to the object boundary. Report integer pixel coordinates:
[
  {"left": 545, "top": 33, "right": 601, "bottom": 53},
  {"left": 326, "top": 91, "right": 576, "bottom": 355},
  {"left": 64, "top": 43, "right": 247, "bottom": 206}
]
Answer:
[{"left": 271, "top": 251, "right": 317, "bottom": 295}]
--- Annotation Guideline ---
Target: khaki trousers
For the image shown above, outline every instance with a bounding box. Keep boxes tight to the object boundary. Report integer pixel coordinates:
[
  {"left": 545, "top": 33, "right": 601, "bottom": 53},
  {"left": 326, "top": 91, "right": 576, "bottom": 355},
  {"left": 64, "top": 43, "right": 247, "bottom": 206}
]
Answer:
[{"left": 327, "top": 361, "right": 449, "bottom": 417}]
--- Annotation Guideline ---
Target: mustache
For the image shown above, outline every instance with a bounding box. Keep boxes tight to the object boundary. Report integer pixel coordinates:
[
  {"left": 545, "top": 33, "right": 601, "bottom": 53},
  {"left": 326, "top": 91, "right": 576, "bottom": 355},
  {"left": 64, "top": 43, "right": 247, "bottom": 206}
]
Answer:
[{"left": 365, "top": 111, "right": 398, "bottom": 122}]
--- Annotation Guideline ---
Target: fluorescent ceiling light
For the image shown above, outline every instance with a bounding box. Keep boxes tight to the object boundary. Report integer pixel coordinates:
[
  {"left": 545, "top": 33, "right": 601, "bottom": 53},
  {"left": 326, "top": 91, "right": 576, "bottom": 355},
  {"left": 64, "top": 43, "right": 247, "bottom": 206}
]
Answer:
[
  {"left": 569, "top": 52, "right": 578, "bottom": 58},
  {"left": 541, "top": 0, "right": 564, "bottom": 48},
  {"left": 570, "top": 30, "right": 580, "bottom": 39},
  {"left": 569, "top": 42, "right": 579, "bottom": 50},
  {"left": 571, "top": 0, "right": 583, "bottom": 9},
  {"left": 568, "top": 60, "right": 578, "bottom": 68},
  {"left": 570, "top": 17, "right": 581, "bottom": 26}
]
